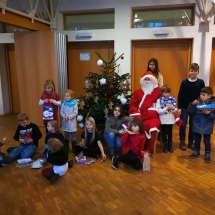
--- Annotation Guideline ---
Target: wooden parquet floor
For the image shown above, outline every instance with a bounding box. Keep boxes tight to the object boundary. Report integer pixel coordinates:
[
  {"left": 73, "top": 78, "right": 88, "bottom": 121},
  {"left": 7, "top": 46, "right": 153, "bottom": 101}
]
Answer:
[{"left": 0, "top": 114, "right": 215, "bottom": 215}]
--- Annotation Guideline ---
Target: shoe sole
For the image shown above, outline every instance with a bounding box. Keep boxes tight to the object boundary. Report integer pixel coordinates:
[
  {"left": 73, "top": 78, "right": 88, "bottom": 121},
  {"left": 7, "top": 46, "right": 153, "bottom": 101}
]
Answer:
[
  {"left": 111, "top": 157, "right": 118, "bottom": 170},
  {"left": 205, "top": 160, "right": 211, "bottom": 163},
  {"left": 50, "top": 174, "right": 60, "bottom": 184},
  {"left": 190, "top": 155, "right": 200, "bottom": 159}
]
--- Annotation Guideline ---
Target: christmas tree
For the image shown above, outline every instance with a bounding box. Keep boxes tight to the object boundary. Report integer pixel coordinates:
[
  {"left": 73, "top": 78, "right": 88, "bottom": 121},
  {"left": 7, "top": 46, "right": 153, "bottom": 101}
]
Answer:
[{"left": 77, "top": 52, "right": 132, "bottom": 133}]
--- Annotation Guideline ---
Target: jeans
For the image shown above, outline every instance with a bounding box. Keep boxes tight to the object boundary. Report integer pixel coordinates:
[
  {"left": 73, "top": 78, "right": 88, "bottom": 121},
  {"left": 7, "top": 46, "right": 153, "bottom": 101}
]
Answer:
[
  {"left": 194, "top": 133, "right": 211, "bottom": 152},
  {"left": 64, "top": 131, "right": 76, "bottom": 141},
  {"left": 179, "top": 109, "right": 194, "bottom": 141},
  {"left": 8, "top": 143, "right": 37, "bottom": 160},
  {"left": 104, "top": 132, "right": 122, "bottom": 149}
]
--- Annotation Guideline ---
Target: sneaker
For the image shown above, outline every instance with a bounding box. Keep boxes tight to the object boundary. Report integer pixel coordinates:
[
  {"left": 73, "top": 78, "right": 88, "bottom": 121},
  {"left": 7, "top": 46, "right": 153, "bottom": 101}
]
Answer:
[
  {"left": 190, "top": 150, "right": 200, "bottom": 159},
  {"left": 50, "top": 173, "right": 60, "bottom": 184},
  {"left": 112, "top": 155, "right": 119, "bottom": 170},
  {"left": 204, "top": 153, "right": 211, "bottom": 163},
  {"left": 68, "top": 159, "right": 74, "bottom": 168}
]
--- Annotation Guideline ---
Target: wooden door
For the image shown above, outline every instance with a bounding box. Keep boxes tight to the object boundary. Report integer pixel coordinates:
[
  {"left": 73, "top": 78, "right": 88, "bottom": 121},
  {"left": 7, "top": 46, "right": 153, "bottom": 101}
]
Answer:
[
  {"left": 14, "top": 31, "right": 58, "bottom": 126},
  {"left": 132, "top": 40, "right": 192, "bottom": 99},
  {"left": 210, "top": 39, "right": 215, "bottom": 92},
  {"left": 6, "top": 44, "right": 20, "bottom": 113},
  {"left": 67, "top": 41, "right": 114, "bottom": 98}
]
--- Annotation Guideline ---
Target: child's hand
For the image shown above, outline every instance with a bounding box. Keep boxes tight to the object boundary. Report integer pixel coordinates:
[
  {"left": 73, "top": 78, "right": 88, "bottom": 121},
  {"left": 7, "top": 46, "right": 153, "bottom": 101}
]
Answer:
[
  {"left": 119, "top": 130, "right": 125, "bottom": 134},
  {"left": 25, "top": 138, "right": 33, "bottom": 144},
  {"left": 101, "top": 154, "right": 106, "bottom": 160},
  {"left": 19, "top": 138, "right": 26, "bottom": 143},
  {"left": 1, "top": 137, "right": 6, "bottom": 144},
  {"left": 202, "top": 109, "right": 211, "bottom": 115},
  {"left": 44, "top": 99, "right": 49, "bottom": 103},
  {"left": 192, "top": 99, "right": 199, "bottom": 105},
  {"left": 49, "top": 99, "right": 54, "bottom": 103},
  {"left": 64, "top": 116, "right": 69, "bottom": 120}
]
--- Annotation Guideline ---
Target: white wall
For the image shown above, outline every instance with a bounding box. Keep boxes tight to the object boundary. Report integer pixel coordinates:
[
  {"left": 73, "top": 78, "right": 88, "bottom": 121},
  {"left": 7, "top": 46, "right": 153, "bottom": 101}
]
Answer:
[
  {"left": 0, "top": 24, "right": 10, "bottom": 115},
  {"left": 0, "top": 0, "right": 215, "bottom": 114},
  {"left": 58, "top": 0, "right": 215, "bottom": 85}
]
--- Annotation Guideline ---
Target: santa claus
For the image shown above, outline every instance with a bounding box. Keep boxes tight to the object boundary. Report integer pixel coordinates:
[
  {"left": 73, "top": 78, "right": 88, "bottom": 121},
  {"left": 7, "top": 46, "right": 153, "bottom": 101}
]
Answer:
[{"left": 129, "top": 71, "right": 161, "bottom": 154}]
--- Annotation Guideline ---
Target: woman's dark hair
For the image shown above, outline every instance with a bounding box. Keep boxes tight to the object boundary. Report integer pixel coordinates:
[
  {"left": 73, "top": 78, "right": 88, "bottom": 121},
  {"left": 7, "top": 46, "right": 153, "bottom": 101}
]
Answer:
[
  {"left": 111, "top": 104, "right": 124, "bottom": 117},
  {"left": 129, "top": 118, "right": 144, "bottom": 134},
  {"left": 147, "top": 58, "right": 160, "bottom": 79}
]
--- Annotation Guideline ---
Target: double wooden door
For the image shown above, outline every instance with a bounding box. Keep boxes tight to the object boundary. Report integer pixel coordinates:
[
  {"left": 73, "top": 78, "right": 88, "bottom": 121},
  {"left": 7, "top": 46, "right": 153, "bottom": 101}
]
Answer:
[{"left": 132, "top": 40, "right": 192, "bottom": 99}]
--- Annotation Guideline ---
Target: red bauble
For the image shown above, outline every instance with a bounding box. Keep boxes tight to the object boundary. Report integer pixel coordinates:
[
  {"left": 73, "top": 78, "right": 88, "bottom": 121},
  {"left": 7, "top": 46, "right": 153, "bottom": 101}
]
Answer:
[
  {"left": 104, "top": 69, "right": 107, "bottom": 73},
  {"left": 128, "top": 102, "right": 131, "bottom": 105},
  {"left": 86, "top": 104, "right": 90, "bottom": 107},
  {"left": 109, "top": 84, "right": 114, "bottom": 89},
  {"left": 104, "top": 93, "right": 107, "bottom": 96},
  {"left": 89, "top": 74, "right": 92, "bottom": 78},
  {"left": 121, "top": 56, "right": 124, "bottom": 59}
]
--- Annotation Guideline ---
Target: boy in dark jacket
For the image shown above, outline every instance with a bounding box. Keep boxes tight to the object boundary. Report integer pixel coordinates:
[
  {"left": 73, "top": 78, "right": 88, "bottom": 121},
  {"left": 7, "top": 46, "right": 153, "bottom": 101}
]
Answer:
[
  {"left": 188, "top": 87, "right": 215, "bottom": 163},
  {"left": 8, "top": 113, "right": 42, "bottom": 160},
  {"left": 178, "top": 63, "right": 205, "bottom": 150}
]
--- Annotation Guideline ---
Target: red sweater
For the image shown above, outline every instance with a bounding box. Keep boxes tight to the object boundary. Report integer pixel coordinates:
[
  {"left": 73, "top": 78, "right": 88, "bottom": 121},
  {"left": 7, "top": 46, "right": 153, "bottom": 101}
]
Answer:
[{"left": 120, "top": 132, "right": 146, "bottom": 159}]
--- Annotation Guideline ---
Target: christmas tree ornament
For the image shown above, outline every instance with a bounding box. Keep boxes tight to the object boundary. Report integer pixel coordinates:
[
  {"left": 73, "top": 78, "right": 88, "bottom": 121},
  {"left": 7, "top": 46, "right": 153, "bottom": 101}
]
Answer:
[
  {"left": 104, "top": 108, "right": 109, "bottom": 118},
  {"left": 108, "top": 101, "right": 114, "bottom": 109},
  {"left": 85, "top": 80, "right": 91, "bottom": 88},
  {"left": 119, "top": 80, "right": 125, "bottom": 90},
  {"left": 77, "top": 115, "right": 84, "bottom": 122},
  {"left": 120, "top": 97, "right": 127, "bottom": 105},
  {"left": 97, "top": 59, "right": 103, "bottom": 66},
  {"left": 86, "top": 104, "right": 90, "bottom": 107},
  {"left": 104, "top": 93, "right": 107, "bottom": 97},
  {"left": 121, "top": 56, "right": 124, "bottom": 59},
  {"left": 104, "top": 69, "right": 107, "bottom": 73},
  {"left": 89, "top": 73, "right": 92, "bottom": 78},
  {"left": 109, "top": 84, "right": 114, "bottom": 89},
  {"left": 95, "top": 79, "right": 99, "bottom": 88},
  {"left": 78, "top": 123, "right": 84, "bottom": 128},
  {"left": 94, "top": 96, "right": 99, "bottom": 103},
  {"left": 99, "top": 78, "right": 106, "bottom": 85},
  {"left": 78, "top": 100, "right": 85, "bottom": 110}
]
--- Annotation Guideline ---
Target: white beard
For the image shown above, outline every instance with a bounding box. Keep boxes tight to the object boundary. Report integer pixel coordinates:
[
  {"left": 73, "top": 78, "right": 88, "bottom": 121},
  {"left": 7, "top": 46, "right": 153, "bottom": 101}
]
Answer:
[{"left": 141, "top": 82, "right": 155, "bottom": 95}]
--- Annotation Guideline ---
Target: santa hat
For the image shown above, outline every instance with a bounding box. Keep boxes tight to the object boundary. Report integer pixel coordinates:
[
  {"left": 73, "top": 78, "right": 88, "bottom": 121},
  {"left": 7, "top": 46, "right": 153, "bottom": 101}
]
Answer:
[
  {"left": 174, "top": 113, "right": 183, "bottom": 126},
  {"left": 140, "top": 71, "right": 158, "bottom": 85},
  {"left": 121, "top": 121, "right": 128, "bottom": 130}
]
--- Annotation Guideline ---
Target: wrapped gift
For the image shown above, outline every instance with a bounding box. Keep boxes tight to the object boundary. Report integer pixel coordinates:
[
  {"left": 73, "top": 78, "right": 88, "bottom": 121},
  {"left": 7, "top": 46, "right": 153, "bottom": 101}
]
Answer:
[
  {"left": 75, "top": 151, "right": 86, "bottom": 164},
  {"left": 142, "top": 152, "right": 150, "bottom": 171},
  {"left": 196, "top": 104, "right": 215, "bottom": 113}
]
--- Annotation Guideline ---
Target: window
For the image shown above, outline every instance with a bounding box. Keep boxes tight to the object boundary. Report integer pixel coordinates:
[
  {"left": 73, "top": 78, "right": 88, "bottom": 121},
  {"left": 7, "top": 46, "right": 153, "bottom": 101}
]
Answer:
[
  {"left": 133, "top": 7, "right": 193, "bottom": 28},
  {"left": 64, "top": 12, "right": 114, "bottom": 30}
]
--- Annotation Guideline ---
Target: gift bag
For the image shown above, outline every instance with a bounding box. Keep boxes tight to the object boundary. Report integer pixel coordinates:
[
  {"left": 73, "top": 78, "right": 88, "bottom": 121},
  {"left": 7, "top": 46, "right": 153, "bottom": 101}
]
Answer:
[
  {"left": 143, "top": 152, "right": 150, "bottom": 171},
  {"left": 43, "top": 106, "right": 54, "bottom": 120}
]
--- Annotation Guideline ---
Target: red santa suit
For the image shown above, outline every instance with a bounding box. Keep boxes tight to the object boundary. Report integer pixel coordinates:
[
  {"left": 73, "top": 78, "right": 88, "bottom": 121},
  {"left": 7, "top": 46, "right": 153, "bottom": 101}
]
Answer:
[{"left": 129, "top": 71, "right": 161, "bottom": 153}]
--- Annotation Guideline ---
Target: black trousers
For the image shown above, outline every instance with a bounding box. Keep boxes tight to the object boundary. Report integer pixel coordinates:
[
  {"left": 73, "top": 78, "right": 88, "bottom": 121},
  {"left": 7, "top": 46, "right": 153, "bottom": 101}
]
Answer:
[
  {"left": 118, "top": 150, "right": 142, "bottom": 170},
  {"left": 75, "top": 145, "right": 100, "bottom": 159},
  {"left": 160, "top": 124, "right": 173, "bottom": 143},
  {"left": 0, "top": 153, "right": 12, "bottom": 167}
]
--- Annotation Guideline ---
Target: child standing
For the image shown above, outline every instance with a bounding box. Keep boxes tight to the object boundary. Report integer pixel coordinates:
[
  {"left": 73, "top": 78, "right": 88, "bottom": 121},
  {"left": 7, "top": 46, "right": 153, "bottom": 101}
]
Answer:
[
  {"left": 0, "top": 138, "right": 12, "bottom": 167},
  {"left": 188, "top": 87, "right": 215, "bottom": 163},
  {"left": 75, "top": 117, "right": 106, "bottom": 160},
  {"left": 42, "top": 138, "right": 69, "bottom": 184},
  {"left": 178, "top": 63, "right": 205, "bottom": 150},
  {"left": 39, "top": 80, "right": 61, "bottom": 134},
  {"left": 44, "top": 120, "right": 65, "bottom": 157},
  {"left": 8, "top": 113, "right": 42, "bottom": 160},
  {"left": 112, "top": 119, "right": 146, "bottom": 170},
  {"left": 156, "top": 85, "right": 177, "bottom": 153},
  {"left": 60, "top": 89, "right": 78, "bottom": 153},
  {"left": 104, "top": 105, "right": 132, "bottom": 158},
  {"left": 147, "top": 58, "right": 163, "bottom": 88}
]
